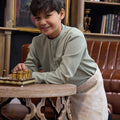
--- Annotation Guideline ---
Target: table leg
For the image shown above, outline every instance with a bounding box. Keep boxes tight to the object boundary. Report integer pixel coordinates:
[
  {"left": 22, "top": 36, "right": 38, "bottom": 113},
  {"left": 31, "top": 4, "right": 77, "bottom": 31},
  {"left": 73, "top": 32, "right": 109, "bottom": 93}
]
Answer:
[
  {"left": 45, "top": 97, "right": 72, "bottom": 120},
  {"left": 23, "top": 98, "right": 47, "bottom": 120},
  {"left": 23, "top": 98, "right": 36, "bottom": 120},
  {"left": 23, "top": 96, "right": 72, "bottom": 120},
  {"left": 66, "top": 97, "right": 72, "bottom": 120},
  {"left": 57, "top": 97, "right": 67, "bottom": 120},
  {"left": 36, "top": 98, "right": 47, "bottom": 120},
  {"left": 57, "top": 96, "right": 72, "bottom": 120}
]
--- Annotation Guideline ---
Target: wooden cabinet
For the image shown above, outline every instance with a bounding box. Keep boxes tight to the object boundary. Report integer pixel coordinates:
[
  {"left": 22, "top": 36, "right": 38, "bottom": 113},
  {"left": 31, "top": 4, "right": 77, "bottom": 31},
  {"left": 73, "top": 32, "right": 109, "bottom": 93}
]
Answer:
[{"left": 71, "top": 0, "right": 120, "bottom": 41}]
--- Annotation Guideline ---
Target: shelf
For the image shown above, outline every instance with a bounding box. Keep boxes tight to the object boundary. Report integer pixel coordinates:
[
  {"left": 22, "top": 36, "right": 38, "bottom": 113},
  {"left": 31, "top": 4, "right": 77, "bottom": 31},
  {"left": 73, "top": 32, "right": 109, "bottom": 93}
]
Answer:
[
  {"left": 84, "top": 32, "right": 120, "bottom": 37},
  {"left": 85, "top": 1, "right": 120, "bottom": 6},
  {"left": 15, "top": 27, "right": 40, "bottom": 33},
  {"left": 85, "top": 1, "right": 120, "bottom": 14},
  {"left": 0, "top": 27, "right": 41, "bottom": 33},
  {"left": 0, "top": 27, "right": 17, "bottom": 31},
  {"left": 84, "top": 32, "right": 120, "bottom": 41}
]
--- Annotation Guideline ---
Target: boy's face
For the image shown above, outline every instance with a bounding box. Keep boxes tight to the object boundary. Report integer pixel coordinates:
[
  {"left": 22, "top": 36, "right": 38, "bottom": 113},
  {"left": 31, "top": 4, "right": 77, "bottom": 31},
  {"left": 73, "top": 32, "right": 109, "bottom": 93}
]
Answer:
[{"left": 34, "top": 9, "right": 65, "bottom": 39}]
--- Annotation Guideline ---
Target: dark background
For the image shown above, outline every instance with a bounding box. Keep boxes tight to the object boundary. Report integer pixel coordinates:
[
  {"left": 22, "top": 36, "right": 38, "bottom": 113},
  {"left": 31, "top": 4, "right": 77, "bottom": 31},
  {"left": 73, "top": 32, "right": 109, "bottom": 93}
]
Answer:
[
  {"left": 10, "top": 31, "right": 38, "bottom": 73},
  {"left": 0, "top": 0, "right": 6, "bottom": 26}
]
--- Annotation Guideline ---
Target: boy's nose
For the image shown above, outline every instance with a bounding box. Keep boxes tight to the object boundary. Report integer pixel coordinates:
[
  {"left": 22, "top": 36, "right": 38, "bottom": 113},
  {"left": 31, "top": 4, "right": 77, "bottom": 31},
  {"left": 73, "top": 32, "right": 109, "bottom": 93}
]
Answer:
[{"left": 40, "top": 19, "right": 46, "bottom": 25}]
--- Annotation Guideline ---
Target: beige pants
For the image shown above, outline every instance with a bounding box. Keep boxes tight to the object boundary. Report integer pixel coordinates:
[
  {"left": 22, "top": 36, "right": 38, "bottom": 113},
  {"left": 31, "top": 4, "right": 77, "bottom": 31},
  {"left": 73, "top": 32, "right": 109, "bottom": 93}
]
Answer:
[{"left": 70, "top": 67, "right": 108, "bottom": 120}]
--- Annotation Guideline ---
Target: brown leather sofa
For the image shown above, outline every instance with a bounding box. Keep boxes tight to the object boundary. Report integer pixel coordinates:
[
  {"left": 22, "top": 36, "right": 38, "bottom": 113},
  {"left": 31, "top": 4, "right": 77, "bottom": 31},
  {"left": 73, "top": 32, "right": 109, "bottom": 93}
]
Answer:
[
  {"left": 22, "top": 40, "right": 120, "bottom": 115},
  {"left": 87, "top": 40, "right": 120, "bottom": 115}
]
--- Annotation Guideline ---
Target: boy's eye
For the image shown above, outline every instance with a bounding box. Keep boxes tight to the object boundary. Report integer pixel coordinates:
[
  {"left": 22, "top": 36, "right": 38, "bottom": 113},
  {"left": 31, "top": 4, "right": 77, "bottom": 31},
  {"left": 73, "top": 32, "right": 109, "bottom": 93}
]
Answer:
[
  {"left": 35, "top": 17, "right": 41, "bottom": 21},
  {"left": 45, "top": 14, "right": 51, "bottom": 18}
]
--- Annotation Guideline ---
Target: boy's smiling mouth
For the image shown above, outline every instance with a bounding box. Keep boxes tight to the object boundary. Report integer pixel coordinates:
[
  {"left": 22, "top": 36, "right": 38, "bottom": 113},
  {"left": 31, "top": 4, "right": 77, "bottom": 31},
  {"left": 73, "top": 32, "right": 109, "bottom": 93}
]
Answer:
[{"left": 41, "top": 26, "right": 50, "bottom": 31}]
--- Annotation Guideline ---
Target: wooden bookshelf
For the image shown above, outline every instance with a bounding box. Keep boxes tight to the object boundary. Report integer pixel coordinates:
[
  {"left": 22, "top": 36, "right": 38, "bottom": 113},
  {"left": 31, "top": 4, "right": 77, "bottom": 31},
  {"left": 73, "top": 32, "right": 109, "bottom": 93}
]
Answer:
[
  {"left": 84, "top": 0, "right": 120, "bottom": 40},
  {"left": 71, "top": 0, "right": 120, "bottom": 40}
]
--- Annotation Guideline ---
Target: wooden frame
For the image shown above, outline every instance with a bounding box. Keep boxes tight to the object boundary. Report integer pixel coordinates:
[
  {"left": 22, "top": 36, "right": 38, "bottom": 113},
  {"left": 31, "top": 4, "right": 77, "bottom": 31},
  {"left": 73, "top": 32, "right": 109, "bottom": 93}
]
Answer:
[
  {"left": 64, "top": 0, "right": 70, "bottom": 26},
  {"left": 12, "top": 0, "right": 70, "bottom": 33},
  {"left": 13, "top": 0, "right": 40, "bottom": 33}
]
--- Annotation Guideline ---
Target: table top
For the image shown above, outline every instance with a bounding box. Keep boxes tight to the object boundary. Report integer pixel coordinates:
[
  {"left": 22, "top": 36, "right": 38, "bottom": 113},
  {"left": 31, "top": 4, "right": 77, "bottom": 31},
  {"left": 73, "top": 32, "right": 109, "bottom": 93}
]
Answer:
[{"left": 0, "top": 84, "right": 76, "bottom": 98}]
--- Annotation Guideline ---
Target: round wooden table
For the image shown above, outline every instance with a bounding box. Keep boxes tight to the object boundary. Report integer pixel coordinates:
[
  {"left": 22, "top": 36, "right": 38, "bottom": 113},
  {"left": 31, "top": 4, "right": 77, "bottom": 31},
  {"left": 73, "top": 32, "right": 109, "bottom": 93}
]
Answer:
[{"left": 0, "top": 84, "right": 76, "bottom": 120}]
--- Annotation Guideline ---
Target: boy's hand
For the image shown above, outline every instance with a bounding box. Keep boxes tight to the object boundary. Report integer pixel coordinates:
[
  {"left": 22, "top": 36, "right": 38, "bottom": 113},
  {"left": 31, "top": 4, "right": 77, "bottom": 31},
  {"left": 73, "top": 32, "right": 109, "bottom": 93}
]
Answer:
[{"left": 13, "top": 63, "right": 27, "bottom": 72}]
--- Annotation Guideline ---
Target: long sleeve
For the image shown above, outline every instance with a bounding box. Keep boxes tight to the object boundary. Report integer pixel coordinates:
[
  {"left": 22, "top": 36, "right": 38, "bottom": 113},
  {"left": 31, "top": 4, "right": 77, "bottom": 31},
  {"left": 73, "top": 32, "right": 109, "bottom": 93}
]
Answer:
[
  {"left": 24, "top": 38, "right": 41, "bottom": 72},
  {"left": 25, "top": 25, "right": 97, "bottom": 86},
  {"left": 32, "top": 35, "right": 86, "bottom": 84}
]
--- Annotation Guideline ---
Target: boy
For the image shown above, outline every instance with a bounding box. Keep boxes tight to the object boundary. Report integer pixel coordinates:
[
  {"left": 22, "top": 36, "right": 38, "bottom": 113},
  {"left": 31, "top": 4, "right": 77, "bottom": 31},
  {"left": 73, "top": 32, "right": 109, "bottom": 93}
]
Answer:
[{"left": 13, "top": 0, "right": 108, "bottom": 119}]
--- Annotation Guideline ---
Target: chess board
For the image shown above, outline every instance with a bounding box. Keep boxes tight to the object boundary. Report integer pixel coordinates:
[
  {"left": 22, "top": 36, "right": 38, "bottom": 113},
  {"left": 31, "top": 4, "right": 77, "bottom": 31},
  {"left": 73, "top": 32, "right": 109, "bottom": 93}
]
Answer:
[{"left": 0, "top": 77, "right": 35, "bottom": 86}]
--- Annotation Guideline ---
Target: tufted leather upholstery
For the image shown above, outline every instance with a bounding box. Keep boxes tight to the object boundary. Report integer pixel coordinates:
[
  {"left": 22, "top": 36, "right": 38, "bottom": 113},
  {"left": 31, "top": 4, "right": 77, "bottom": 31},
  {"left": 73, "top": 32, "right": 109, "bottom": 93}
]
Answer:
[
  {"left": 87, "top": 40, "right": 120, "bottom": 114},
  {"left": 22, "top": 40, "right": 120, "bottom": 114}
]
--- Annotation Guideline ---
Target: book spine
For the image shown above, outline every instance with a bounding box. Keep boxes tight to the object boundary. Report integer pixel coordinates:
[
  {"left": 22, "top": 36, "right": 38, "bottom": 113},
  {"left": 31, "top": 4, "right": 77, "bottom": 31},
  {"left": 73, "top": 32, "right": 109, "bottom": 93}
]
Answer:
[
  {"left": 112, "top": 14, "right": 118, "bottom": 34},
  {"left": 107, "top": 14, "right": 111, "bottom": 34},
  {"left": 110, "top": 14, "right": 115, "bottom": 34},
  {"left": 115, "top": 15, "right": 120, "bottom": 34},
  {"left": 102, "top": 15, "right": 107, "bottom": 34},
  {"left": 118, "top": 22, "right": 120, "bottom": 34},
  {"left": 105, "top": 14, "right": 110, "bottom": 34},
  {"left": 100, "top": 15, "right": 104, "bottom": 33},
  {"left": 100, "top": 15, "right": 106, "bottom": 34}
]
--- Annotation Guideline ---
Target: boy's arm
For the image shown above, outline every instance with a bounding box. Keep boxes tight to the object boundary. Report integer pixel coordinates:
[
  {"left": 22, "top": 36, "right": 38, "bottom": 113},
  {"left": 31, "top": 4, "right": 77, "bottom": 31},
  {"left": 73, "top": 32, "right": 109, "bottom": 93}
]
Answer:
[{"left": 24, "top": 43, "right": 41, "bottom": 72}]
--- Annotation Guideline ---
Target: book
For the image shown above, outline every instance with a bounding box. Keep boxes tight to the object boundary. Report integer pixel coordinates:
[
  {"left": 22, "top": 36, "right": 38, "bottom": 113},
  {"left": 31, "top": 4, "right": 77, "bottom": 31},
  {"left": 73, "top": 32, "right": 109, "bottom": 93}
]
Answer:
[
  {"left": 118, "top": 22, "right": 120, "bottom": 34},
  {"left": 100, "top": 15, "right": 107, "bottom": 34},
  {"left": 100, "top": 16, "right": 104, "bottom": 33},
  {"left": 115, "top": 15, "right": 120, "bottom": 34},
  {"left": 110, "top": 14, "right": 115, "bottom": 34},
  {"left": 105, "top": 14, "right": 110, "bottom": 34},
  {"left": 112, "top": 14, "right": 118, "bottom": 34},
  {"left": 108, "top": 14, "right": 112, "bottom": 34}
]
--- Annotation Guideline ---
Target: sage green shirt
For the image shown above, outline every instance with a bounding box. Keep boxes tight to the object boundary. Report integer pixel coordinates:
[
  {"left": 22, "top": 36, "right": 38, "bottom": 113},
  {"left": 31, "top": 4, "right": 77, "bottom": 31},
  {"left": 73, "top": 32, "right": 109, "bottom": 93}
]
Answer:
[{"left": 25, "top": 24, "right": 97, "bottom": 86}]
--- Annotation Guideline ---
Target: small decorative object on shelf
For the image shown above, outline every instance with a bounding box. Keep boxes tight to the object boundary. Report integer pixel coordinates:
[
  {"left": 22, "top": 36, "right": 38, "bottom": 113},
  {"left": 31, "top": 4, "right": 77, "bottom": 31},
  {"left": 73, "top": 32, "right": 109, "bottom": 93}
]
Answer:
[{"left": 84, "top": 9, "right": 91, "bottom": 33}]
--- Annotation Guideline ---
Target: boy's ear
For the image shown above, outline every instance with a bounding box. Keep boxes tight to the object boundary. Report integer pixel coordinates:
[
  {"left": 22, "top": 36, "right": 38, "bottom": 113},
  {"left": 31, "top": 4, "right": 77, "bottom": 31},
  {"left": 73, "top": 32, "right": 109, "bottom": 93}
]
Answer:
[{"left": 60, "top": 8, "right": 65, "bottom": 20}]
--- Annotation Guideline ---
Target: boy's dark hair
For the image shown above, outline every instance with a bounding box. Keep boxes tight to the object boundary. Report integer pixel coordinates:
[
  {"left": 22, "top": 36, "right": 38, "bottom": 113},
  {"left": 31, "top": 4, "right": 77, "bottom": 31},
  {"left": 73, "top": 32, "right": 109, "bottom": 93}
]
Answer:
[{"left": 30, "top": 0, "right": 65, "bottom": 16}]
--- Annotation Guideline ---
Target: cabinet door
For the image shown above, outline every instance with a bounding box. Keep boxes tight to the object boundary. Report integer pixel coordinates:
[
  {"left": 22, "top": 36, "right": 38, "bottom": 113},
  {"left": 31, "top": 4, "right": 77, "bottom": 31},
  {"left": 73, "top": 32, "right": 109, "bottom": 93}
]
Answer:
[{"left": 0, "top": 32, "right": 5, "bottom": 76}]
